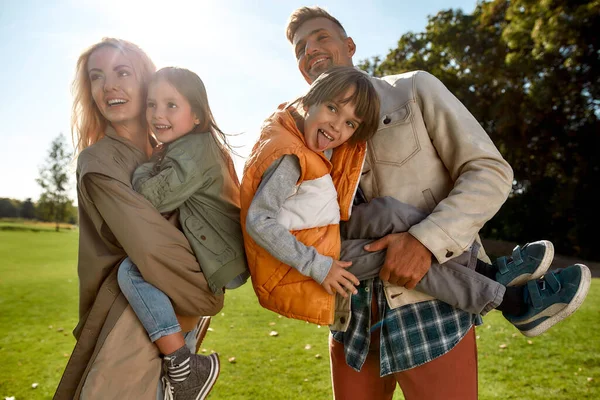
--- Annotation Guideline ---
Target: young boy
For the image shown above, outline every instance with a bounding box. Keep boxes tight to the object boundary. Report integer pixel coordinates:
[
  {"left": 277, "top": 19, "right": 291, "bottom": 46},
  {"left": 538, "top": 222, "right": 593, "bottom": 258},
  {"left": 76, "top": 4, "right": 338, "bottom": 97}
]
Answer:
[{"left": 240, "top": 66, "right": 591, "bottom": 337}]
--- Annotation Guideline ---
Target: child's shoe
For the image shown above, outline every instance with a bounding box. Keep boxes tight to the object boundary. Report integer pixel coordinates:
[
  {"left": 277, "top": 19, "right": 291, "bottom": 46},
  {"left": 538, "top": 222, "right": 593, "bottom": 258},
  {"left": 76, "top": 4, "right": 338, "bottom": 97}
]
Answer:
[
  {"left": 494, "top": 240, "right": 554, "bottom": 286},
  {"left": 504, "top": 264, "right": 591, "bottom": 337},
  {"left": 162, "top": 353, "right": 220, "bottom": 400}
]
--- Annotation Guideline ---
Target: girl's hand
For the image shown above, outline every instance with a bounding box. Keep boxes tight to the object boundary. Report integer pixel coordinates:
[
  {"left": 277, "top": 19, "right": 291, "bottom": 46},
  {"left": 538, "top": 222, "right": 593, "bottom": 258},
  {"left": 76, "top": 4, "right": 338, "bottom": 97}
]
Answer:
[{"left": 321, "top": 260, "right": 359, "bottom": 297}]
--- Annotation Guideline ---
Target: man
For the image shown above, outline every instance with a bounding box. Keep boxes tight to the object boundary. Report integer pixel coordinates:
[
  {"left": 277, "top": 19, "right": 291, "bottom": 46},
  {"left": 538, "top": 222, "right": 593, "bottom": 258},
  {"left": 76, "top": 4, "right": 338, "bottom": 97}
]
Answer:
[
  {"left": 286, "top": 7, "right": 592, "bottom": 399},
  {"left": 285, "top": 7, "right": 512, "bottom": 399}
]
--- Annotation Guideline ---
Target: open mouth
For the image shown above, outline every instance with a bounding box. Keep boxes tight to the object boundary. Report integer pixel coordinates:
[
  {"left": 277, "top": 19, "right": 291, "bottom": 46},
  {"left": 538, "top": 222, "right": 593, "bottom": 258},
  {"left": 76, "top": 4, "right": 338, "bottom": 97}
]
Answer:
[
  {"left": 317, "top": 128, "right": 334, "bottom": 150},
  {"left": 318, "top": 129, "right": 334, "bottom": 141},
  {"left": 154, "top": 124, "right": 172, "bottom": 131},
  {"left": 309, "top": 57, "right": 328, "bottom": 70},
  {"left": 106, "top": 98, "right": 128, "bottom": 107}
]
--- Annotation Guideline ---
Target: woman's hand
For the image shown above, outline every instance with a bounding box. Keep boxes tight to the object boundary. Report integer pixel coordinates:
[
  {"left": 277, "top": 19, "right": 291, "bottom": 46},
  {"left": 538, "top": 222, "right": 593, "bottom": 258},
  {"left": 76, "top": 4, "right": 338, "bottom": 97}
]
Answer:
[{"left": 321, "top": 260, "right": 359, "bottom": 297}]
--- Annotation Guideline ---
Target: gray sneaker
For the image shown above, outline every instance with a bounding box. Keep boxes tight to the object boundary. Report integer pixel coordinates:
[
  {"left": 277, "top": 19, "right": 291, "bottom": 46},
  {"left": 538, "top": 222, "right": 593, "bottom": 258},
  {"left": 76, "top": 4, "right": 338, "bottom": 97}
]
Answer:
[
  {"left": 162, "top": 353, "right": 220, "bottom": 400},
  {"left": 494, "top": 240, "right": 554, "bottom": 286}
]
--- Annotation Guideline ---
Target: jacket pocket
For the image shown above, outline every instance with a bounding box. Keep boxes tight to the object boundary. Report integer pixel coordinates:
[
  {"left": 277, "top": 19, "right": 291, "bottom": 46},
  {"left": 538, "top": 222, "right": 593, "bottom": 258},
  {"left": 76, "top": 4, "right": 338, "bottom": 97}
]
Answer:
[
  {"left": 422, "top": 188, "right": 438, "bottom": 212},
  {"left": 368, "top": 103, "right": 420, "bottom": 166},
  {"left": 184, "top": 215, "right": 229, "bottom": 257}
]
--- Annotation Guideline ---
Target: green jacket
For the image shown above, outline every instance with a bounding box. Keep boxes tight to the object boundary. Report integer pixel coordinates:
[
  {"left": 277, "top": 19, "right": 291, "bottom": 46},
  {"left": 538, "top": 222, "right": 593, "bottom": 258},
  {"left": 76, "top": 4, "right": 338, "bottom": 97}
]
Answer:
[{"left": 133, "top": 132, "right": 248, "bottom": 294}]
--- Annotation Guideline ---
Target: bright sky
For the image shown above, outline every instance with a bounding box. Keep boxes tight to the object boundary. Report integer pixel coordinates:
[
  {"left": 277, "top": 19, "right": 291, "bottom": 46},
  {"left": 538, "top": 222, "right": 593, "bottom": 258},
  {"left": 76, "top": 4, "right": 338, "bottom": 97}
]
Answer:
[{"left": 0, "top": 0, "right": 478, "bottom": 201}]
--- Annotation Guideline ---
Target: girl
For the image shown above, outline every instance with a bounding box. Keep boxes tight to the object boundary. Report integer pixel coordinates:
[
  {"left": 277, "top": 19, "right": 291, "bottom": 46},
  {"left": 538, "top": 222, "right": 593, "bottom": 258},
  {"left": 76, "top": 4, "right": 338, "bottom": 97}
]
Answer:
[
  {"left": 57, "top": 39, "right": 223, "bottom": 400},
  {"left": 117, "top": 67, "right": 248, "bottom": 400}
]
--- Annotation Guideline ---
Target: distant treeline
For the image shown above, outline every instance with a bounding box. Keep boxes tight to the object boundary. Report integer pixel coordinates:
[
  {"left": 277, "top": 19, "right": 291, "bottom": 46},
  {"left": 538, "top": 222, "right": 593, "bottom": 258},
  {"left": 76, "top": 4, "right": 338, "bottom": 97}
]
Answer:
[{"left": 0, "top": 197, "right": 77, "bottom": 225}]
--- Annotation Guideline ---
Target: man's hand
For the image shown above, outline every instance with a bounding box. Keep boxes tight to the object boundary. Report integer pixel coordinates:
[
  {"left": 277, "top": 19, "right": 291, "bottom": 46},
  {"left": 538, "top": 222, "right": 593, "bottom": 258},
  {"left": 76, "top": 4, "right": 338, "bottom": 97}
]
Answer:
[
  {"left": 321, "top": 260, "right": 360, "bottom": 298},
  {"left": 364, "top": 232, "right": 432, "bottom": 289}
]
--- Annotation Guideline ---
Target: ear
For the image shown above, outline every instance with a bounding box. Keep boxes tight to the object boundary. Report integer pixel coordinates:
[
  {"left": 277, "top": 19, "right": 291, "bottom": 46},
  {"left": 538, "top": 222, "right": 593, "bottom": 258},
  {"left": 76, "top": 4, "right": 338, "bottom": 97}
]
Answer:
[
  {"left": 193, "top": 114, "right": 200, "bottom": 125},
  {"left": 346, "top": 37, "right": 357, "bottom": 59}
]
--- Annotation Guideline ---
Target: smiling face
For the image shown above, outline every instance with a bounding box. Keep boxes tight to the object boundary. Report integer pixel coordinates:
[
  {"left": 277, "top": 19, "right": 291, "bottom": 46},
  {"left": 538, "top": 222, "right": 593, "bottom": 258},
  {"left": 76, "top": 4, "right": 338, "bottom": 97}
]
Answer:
[
  {"left": 145, "top": 78, "right": 199, "bottom": 144},
  {"left": 87, "top": 46, "right": 145, "bottom": 126},
  {"left": 303, "top": 86, "right": 362, "bottom": 153},
  {"left": 292, "top": 17, "right": 356, "bottom": 84}
]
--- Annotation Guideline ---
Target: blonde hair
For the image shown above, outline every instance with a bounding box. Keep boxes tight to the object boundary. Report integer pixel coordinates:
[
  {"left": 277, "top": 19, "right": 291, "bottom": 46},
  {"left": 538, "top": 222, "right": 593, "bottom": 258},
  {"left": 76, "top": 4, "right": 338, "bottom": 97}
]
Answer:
[
  {"left": 300, "top": 66, "right": 380, "bottom": 144},
  {"left": 152, "top": 67, "right": 236, "bottom": 156},
  {"left": 71, "top": 38, "right": 156, "bottom": 154},
  {"left": 286, "top": 6, "right": 347, "bottom": 43}
]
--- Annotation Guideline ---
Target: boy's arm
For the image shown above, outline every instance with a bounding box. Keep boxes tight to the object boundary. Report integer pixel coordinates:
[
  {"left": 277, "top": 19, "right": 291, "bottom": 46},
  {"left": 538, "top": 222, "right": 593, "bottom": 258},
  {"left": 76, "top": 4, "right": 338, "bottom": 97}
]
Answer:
[
  {"left": 132, "top": 135, "right": 211, "bottom": 214},
  {"left": 245, "top": 154, "right": 333, "bottom": 284}
]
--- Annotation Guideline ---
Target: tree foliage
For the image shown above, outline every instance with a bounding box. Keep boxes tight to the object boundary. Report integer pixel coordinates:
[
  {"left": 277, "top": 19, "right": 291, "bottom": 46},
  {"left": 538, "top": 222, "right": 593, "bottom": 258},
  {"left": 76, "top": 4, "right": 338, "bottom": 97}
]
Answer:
[
  {"left": 359, "top": 0, "right": 600, "bottom": 260},
  {"left": 36, "top": 134, "right": 73, "bottom": 231}
]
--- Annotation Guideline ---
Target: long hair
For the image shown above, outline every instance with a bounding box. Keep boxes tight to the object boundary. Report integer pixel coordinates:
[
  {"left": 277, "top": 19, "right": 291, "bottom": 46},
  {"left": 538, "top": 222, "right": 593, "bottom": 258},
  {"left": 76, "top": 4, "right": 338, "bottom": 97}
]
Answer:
[
  {"left": 299, "top": 66, "right": 380, "bottom": 144},
  {"left": 151, "top": 67, "right": 236, "bottom": 156},
  {"left": 71, "top": 38, "right": 155, "bottom": 155}
]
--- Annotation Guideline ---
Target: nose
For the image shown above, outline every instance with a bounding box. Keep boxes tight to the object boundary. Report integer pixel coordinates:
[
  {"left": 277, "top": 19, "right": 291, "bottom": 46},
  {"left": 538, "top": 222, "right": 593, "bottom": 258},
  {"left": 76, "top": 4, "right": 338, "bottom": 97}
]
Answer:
[
  {"left": 103, "top": 74, "right": 118, "bottom": 92},
  {"left": 330, "top": 116, "right": 342, "bottom": 133}
]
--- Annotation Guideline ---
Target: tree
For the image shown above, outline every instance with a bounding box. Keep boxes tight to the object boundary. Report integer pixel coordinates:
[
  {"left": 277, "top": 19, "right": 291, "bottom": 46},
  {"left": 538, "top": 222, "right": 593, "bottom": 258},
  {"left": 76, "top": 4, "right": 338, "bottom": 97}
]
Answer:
[
  {"left": 36, "top": 134, "right": 73, "bottom": 231},
  {"left": 20, "top": 198, "right": 36, "bottom": 219},
  {"left": 361, "top": 0, "right": 600, "bottom": 260},
  {"left": 0, "top": 198, "right": 19, "bottom": 218}
]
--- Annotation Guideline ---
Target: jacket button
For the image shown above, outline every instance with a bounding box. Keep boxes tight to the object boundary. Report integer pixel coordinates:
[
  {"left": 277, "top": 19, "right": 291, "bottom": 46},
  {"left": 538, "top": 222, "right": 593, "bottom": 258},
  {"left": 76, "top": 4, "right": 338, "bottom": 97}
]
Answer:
[
  {"left": 445, "top": 250, "right": 454, "bottom": 258},
  {"left": 340, "top": 317, "right": 346, "bottom": 324},
  {"left": 383, "top": 116, "right": 391, "bottom": 124},
  {"left": 201, "top": 235, "right": 206, "bottom": 240},
  {"left": 364, "top": 286, "right": 370, "bottom": 292}
]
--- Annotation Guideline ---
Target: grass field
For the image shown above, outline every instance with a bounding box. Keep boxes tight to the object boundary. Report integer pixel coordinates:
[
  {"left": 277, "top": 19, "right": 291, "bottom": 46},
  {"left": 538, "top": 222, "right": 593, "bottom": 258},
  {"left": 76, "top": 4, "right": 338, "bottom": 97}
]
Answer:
[{"left": 1, "top": 227, "right": 598, "bottom": 399}]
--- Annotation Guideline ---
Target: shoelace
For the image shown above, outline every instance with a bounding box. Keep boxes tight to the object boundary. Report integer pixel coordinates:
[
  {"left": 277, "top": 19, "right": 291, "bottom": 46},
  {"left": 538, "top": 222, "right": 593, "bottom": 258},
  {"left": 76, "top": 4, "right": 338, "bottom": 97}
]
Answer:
[{"left": 162, "top": 376, "right": 175, "bottom": 400}]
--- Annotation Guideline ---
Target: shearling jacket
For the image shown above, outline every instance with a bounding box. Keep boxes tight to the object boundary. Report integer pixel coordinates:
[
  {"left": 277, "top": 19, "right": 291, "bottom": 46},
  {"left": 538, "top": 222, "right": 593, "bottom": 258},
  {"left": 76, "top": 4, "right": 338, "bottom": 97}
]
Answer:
[
  {"left": 240, "top": 105, "right": 366, "bottom": 326},
  {"left": 132, "top": 132, "right": 248, "bottom": 294},
  {"left": 54, "top": 127, "right": 223, "bottom": 400},
  {"left": 362, "top": 71, "right": 513, "bottom": 307}
]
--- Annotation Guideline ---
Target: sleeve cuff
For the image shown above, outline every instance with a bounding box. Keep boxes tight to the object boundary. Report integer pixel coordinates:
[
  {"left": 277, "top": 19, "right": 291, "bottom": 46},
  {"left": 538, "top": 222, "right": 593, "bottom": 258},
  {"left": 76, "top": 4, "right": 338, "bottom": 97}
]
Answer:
[
  {"left": 408, "top": 218, "right": 464, "bottom": 264},
  {"left": 310, "top": 255, "right": 333, "bottom": 284}
]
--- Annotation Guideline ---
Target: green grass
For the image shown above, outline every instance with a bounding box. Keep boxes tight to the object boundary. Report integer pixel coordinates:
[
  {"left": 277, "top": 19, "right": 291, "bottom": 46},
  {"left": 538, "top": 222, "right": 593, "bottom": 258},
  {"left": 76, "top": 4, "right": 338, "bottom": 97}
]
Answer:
[{"left": 1, "top": 227, "right": 598, "bottom": 399}]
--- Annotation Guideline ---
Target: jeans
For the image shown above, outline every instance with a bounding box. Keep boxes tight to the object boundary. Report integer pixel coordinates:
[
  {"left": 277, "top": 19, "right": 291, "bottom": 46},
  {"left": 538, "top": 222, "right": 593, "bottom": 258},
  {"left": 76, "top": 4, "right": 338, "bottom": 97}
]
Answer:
[{"left": 117, "top": 257, "right": 181, "bottom": 342}]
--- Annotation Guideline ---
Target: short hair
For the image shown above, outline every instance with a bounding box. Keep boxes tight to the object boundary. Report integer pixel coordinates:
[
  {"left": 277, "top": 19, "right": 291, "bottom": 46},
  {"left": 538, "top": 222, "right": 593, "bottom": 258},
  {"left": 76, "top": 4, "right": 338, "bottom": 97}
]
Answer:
[
  {"left": 286, "top": 6, "right": 347, "bottom": 43},
  {"left": 301, "top": 66, "right": 380, "bottom": 144},
  {"left": 71, "top": 38, "right": 155, "bottom": 154}
]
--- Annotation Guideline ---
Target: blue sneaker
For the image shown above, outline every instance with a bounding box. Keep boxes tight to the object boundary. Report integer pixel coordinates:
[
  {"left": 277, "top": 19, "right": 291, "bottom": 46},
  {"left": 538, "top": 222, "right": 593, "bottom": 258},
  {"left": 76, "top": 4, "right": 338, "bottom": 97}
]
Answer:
[
  {"left": 494, "top": 240, "right": 554, "bottom": 286},
  {"left": 504, "top": 264, "right": 591, "bottom": 337}
]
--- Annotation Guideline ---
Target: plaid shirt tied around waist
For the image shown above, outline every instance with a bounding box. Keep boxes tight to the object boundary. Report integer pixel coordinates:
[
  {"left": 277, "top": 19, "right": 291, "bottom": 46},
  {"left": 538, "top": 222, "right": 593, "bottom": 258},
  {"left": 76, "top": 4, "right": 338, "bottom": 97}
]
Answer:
[{"left": 331, "top": 278, "right": 481, "bottom": 376}]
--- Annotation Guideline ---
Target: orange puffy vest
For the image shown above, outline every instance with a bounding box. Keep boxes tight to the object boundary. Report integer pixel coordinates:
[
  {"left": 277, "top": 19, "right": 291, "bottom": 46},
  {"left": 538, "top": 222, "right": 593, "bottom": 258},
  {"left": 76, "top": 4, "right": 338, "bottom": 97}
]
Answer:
[{"left": 240, "top": 105, "right": 366, "bottom": 325}]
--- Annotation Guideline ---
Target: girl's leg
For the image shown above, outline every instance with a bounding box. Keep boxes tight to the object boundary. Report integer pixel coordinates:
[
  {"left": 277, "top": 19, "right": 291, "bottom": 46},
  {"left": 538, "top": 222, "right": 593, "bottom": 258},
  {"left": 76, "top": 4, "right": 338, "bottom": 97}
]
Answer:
[{"left": 117, "top": 258, "right": 183, "bottom": 350}]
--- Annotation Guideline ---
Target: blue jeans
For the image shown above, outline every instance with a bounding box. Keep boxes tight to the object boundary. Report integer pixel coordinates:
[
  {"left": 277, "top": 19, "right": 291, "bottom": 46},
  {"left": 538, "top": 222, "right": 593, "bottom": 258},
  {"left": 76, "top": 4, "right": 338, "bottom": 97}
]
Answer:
[{"left": 117, "top": 257, "right": 181, "bottom": 342}]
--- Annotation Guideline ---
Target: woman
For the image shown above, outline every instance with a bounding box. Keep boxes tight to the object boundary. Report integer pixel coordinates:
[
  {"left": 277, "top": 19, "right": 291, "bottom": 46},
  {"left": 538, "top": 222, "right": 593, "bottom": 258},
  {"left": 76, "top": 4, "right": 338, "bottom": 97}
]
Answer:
[{"left": 54, "top": 38, "right": 223, "bottom": 399}]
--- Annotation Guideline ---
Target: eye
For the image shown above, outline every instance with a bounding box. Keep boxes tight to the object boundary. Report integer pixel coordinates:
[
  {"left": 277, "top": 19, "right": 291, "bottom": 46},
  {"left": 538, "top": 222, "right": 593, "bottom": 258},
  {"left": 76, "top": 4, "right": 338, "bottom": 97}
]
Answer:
[
  {"left": 89, "top": 73, "right": 102, "bottom": 81},
  {"left": 317, "top": 34, "right": 328, "bottom": 41},
  {"left": 327, "top": 104, "right": 337, "bottom": 113},
  {"left": 117, "top": 69, "right": 130, "bottom": 77},
  {"left": 168, "top": 102, "right": 177, "bottom": 109},
  {"left": 346, "top": 121, "right": 356, "bottom": 129},
  {"left": 146, "top": 101, "right": 155, "bottom": 108}
]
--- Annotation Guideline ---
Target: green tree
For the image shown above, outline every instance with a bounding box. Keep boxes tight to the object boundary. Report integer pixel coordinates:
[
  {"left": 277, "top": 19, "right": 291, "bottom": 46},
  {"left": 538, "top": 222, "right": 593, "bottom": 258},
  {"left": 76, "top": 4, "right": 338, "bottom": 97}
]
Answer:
[
  {"left": 36, "top": 134, "right": 73, "bottom": 231},
  {"left": 361, "top": 0, "right": 600, "bottom": 260},
  {"left": 0, "top": 198, "right": 19, "bottom": 218},
  {"left": 20, "top": 198, "right": 36, "bottom": 219}
]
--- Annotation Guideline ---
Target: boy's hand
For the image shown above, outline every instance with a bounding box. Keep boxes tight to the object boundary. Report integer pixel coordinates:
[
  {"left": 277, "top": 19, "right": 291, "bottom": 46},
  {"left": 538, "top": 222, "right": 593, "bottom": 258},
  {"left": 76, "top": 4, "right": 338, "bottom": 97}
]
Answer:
[{"left": 321, "top": 260, "right": 360, "bottom": 297}]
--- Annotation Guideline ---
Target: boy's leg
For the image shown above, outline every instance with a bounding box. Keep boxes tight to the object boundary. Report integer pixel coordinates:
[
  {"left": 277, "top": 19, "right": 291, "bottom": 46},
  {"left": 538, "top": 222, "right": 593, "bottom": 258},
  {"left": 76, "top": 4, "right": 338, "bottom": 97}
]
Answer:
[{"left": 341, "top": 197, "right": 504, "bottom": 314}]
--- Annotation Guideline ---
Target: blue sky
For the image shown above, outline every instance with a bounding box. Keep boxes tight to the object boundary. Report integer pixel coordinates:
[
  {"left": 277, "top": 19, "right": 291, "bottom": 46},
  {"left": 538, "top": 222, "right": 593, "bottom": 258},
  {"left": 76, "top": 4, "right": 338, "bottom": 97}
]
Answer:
[{"left": 0, "top": 0, "right": 478, "bottom": 201}]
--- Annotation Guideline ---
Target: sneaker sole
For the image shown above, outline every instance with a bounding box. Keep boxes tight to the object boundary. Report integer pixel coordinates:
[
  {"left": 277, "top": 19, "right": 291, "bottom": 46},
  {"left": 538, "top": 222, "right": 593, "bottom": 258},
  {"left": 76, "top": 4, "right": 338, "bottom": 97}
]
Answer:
[
  {"left": 194, "top": 316, "right": 212, "bottom": 354},
  {"left": 197, "top": 353, "right": 220, "bottom": 400},
  {"left": 508, "top": 240, "right": 554, "bottom": 286},
  {"left": 521, "top": 264, "right": 591, "bottom": 337}
]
